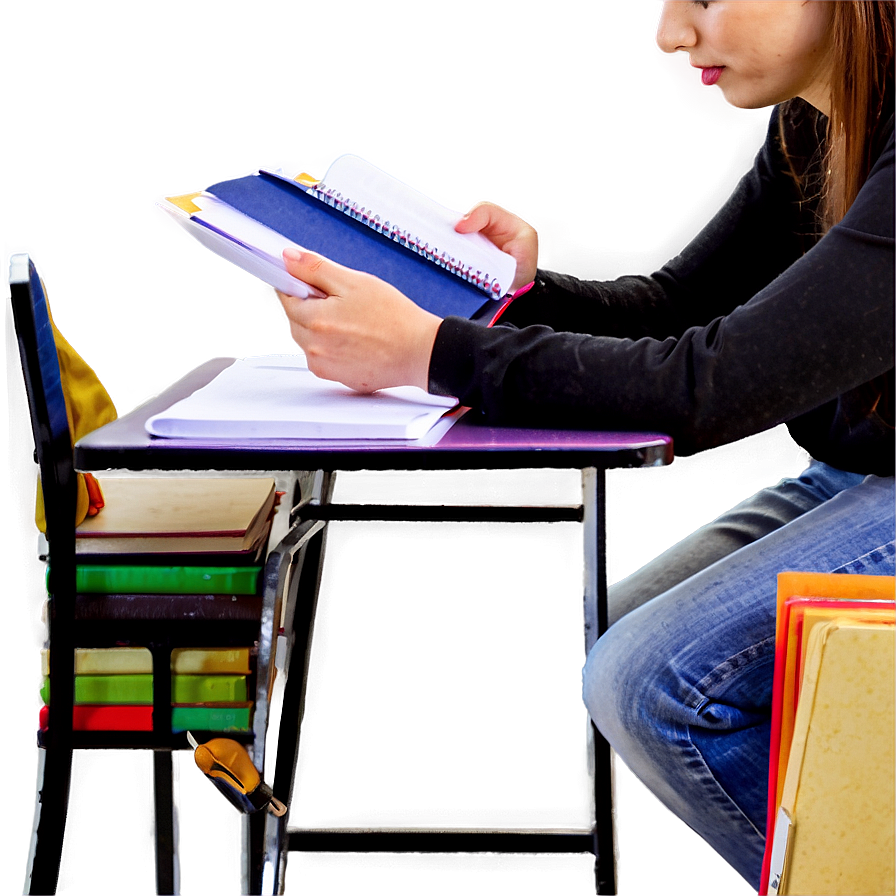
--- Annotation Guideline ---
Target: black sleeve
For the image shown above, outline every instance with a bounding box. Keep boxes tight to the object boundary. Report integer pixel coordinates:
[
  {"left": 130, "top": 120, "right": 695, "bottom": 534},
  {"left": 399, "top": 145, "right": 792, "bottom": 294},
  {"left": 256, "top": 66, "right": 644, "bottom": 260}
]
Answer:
[
  {"left": 428, "top": 116, "right": 894, "bottom": 458},
  {"left": 496, "top": 108, "right": 812, "bottom": 341}
]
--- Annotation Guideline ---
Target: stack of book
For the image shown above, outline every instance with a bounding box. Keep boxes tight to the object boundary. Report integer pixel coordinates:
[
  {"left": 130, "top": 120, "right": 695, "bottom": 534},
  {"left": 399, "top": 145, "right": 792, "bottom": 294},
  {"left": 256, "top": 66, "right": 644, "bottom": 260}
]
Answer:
[
  {"left": 41, "top": 477, "right": 278, "bottom": 735},
  {"left": 760, "top": 572, "right": 895, "bottom": 896}
]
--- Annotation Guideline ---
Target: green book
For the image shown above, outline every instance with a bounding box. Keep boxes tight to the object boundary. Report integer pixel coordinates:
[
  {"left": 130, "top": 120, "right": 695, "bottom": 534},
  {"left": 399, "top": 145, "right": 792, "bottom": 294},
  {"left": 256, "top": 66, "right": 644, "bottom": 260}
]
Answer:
[
  {"left": 70, "top": 564, "right": 261, "bottom": 595},
  {"left": 173, "top": 675, "right": 247, "bottom": 703},
  {"left": 171, "top": 704, "right": 252, "bottom": 732},
  {"left": 41, "top": 674, "right": 153, "bottom": 705}
]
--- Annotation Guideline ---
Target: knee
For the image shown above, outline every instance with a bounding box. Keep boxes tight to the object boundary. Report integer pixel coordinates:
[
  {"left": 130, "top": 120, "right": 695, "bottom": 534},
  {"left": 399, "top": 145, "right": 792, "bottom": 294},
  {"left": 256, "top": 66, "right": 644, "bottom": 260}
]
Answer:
[{"left": 582, "top": 614, "right": 669, "bottom": 746}]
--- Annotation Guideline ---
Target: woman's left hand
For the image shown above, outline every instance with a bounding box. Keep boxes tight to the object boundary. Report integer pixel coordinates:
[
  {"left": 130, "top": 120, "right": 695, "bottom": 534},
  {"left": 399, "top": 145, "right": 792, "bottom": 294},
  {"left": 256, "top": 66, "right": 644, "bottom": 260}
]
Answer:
[{"left": 276, "top": 248, "right": 443, "bottom": 393}]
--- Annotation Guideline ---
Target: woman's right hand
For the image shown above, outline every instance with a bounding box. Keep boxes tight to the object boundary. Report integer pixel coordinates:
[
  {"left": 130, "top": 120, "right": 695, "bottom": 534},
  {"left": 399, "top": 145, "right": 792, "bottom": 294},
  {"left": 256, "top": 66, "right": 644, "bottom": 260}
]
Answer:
[{"left": 455, "top": 201, "right": 538, "bottom": 291}]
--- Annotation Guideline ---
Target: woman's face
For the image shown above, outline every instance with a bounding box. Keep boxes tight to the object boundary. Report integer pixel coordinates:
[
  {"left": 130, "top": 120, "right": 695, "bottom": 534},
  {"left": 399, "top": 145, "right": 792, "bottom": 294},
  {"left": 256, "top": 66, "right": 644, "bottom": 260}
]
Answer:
[{"left": 656, "top": 1, "right": 835, "bottom": 114}]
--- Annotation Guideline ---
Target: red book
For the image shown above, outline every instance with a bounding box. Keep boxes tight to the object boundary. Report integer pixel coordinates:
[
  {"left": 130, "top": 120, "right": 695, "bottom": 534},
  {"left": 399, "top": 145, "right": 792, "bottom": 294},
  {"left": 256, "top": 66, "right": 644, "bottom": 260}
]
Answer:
[{"left": 40, "top": 703, "right": 152, "bottom": 731}]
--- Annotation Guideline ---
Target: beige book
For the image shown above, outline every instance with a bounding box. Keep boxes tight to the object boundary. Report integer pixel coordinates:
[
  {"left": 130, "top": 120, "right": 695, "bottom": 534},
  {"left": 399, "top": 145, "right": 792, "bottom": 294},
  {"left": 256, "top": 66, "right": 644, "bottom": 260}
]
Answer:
[{"left": 75, "top": 477, "right": 276, "bottom": 550}]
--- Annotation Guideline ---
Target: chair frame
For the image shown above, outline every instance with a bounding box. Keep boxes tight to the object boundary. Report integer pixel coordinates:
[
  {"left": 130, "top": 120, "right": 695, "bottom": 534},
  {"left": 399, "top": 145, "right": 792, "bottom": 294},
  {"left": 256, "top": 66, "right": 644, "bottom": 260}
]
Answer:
[{"left": 10, "top": 255, "right": 304, "bottom": 894}]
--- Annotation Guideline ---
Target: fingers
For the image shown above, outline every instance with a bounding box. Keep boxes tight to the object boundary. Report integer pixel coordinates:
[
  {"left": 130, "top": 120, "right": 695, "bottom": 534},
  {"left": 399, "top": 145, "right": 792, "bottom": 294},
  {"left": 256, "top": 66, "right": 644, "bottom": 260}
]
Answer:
[
  {"left": 454, "top": 202, "right": 493, "bottom": 235},
  {"left": 282, "top": 247, "right": 360, "bottom": 297}
]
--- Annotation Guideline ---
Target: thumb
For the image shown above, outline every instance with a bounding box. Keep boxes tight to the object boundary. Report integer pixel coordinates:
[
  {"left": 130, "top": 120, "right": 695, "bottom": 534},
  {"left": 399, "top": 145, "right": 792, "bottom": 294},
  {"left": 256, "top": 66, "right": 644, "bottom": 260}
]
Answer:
[{"left": 283, "top": 247, "right": 353, "bottom": 296}]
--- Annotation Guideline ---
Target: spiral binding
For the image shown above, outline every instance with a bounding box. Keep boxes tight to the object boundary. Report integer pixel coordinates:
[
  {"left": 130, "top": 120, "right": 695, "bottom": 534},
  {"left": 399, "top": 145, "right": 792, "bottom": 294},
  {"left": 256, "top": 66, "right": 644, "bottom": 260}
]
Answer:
[{"left": 307, "top": 182, "right": 504, "bottom": 297}]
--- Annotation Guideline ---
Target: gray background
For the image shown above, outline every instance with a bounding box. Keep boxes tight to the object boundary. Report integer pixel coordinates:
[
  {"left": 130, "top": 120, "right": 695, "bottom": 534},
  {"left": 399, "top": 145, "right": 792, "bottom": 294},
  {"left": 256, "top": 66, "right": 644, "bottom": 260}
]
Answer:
[{"left": 0, "top": 0, "right": 800, "bottom": 892}]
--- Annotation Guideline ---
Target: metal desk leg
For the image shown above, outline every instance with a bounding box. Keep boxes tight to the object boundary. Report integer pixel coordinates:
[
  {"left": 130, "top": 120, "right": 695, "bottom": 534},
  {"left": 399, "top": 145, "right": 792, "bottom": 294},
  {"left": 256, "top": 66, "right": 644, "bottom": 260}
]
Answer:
[{"left": 585, "top": 469, "right": 616, "bottom": 893}]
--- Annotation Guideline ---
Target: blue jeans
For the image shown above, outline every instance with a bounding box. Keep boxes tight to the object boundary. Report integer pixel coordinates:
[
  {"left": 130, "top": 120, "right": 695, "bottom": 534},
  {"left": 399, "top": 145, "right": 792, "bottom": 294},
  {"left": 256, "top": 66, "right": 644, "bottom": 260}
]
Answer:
[{"left": 582, "top": 461, "right": 895, "bottom": 887}]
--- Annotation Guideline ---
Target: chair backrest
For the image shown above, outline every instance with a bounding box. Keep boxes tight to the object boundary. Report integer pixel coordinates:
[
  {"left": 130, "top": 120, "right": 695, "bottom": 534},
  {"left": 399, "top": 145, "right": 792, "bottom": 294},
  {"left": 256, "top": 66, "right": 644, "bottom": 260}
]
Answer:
[{"left": 9, "top": 254, "right": 77, "bottom": 555}]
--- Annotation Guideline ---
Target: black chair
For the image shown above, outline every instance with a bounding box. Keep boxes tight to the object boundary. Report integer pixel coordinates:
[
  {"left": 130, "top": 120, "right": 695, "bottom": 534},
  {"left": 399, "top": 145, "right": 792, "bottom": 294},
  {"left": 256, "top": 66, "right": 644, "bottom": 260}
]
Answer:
[{"left": 9, "top": 254, "right": 324, "bottom": 894}]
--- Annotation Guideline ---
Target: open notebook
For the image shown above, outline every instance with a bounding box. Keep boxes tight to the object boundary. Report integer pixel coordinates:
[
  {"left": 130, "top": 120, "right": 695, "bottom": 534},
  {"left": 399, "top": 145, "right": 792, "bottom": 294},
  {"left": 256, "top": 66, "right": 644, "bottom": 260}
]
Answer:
[
  {"left": 160, "top": 154, "right": 517, "bottom": 322},
  {"left": 145, "top": 355, "right": 461, "bottom": 441}
]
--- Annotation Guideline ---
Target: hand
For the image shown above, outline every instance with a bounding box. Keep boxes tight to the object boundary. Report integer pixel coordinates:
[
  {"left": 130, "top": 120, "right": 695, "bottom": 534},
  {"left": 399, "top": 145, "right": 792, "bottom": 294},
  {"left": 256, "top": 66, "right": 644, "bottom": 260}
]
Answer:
[
  {"left": 455, "top": 201, "right": 538, "bottom": 291},
  {"left": 276, "top": 248, "right": 443, "bottom": 393}
]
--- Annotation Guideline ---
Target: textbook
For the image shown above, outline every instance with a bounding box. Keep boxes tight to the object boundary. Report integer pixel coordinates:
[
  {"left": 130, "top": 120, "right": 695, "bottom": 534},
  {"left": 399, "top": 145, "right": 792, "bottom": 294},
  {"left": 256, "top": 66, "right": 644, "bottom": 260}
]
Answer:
[
  {"left": 161, "top": 154, "right": 517, "bottom": 322},
  {"left": 39, "top": 703, "right": 252, "bottom": 733},
  {"left": 73, "top": 563, "right": 262, "bottom": 595},
  {"left": 41, "top": 673, "right": 249, "bottom": 705},
  {"left": 178, "top": 704, "right": 253, "bottom": 733},
  {"left": 42, "top": 646, "right": 252, "bottom": 676},
  {"left": 75, "top": 477, "right": 277, "bottom": 555},
  {"left": 40, "top": 704, "right": 152, "bottom": 733},
  {"left": 145, "top": 354, "right": 462, "bottom": 441},
  {"left": 72, "top": 592, "right": 263, "bottom": 623}
]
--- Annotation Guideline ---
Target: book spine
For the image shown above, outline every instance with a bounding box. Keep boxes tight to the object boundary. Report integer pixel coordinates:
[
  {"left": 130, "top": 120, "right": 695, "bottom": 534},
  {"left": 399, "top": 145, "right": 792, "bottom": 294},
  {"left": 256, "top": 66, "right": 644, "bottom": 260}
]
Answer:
[
  {"left": 307, "top": 183, "right": 506, "bottom": 298},
  {"left": 72, "top": 564, "right": 262, "bottom": 595}
]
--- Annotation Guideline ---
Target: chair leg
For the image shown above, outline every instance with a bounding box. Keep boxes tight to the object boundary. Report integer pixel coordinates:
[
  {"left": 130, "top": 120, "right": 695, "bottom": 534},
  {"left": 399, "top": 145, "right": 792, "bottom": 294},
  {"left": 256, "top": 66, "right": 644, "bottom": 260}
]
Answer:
[
  {"left": 25, "top": 745, "right": 73, "bottom": 895},
  {"left": 153, "top": 751, "right": 179, "bottom": 895}
]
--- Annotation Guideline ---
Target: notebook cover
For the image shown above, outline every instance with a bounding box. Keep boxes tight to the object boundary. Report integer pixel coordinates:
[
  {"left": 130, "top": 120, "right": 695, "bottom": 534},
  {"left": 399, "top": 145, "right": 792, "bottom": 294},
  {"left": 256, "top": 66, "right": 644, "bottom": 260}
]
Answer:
[{"left": 207, "top": 172, "right": 493, "bottom": 322}]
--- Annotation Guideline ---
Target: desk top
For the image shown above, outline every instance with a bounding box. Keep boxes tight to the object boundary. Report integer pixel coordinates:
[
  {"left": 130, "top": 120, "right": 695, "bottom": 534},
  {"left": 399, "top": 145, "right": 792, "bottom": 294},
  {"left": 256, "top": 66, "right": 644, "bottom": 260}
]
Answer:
[{"left": 75, "top": 359, "right": 673, "bottom": 472}]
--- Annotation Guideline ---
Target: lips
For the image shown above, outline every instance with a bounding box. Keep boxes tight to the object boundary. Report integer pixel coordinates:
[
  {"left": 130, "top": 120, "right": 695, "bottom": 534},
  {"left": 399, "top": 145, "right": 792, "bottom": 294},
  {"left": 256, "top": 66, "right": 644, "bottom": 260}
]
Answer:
[{"left": 701, "top": 66, "right": 724, "bottom": 86}]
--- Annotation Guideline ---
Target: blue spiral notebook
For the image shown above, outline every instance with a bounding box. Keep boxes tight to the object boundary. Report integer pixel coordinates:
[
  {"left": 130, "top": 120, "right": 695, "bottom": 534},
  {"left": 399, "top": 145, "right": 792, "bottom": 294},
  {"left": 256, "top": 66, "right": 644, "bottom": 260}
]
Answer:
[{"left": 161, "top": 155, "right": 517, "bottom": 322}]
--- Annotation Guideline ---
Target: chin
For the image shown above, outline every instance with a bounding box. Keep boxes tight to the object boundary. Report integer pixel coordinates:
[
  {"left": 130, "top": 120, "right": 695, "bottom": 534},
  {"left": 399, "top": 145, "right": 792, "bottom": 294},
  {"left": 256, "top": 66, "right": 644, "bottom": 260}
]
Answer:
[{"left": 720, "top": 90, "right": 780, "bottom": 111}]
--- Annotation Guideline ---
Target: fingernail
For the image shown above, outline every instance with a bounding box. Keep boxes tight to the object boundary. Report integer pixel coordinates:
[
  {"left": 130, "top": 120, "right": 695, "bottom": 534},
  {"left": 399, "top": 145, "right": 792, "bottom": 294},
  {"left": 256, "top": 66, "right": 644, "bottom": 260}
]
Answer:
[{"left": 283, "top": 248, "right": 303, "bottom": 262}]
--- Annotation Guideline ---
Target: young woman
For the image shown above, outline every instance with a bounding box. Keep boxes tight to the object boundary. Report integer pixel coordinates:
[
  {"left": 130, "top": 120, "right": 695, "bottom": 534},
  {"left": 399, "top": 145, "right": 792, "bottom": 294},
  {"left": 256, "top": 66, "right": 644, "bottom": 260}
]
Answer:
[{"left": 277, "top": 2, "right": 894, "bottom": 885}]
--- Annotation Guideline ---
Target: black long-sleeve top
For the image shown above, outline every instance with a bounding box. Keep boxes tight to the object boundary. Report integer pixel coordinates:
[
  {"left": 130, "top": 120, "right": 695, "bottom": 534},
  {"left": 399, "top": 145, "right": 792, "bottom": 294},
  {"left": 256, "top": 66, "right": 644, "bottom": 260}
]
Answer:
[{"left": 428, "top": 102, "right": 895, "bottom": 476}]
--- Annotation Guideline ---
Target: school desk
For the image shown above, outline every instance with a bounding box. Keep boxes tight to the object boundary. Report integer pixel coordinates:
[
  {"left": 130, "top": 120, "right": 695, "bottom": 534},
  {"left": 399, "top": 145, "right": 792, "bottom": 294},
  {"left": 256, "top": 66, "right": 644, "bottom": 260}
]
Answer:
[{"left": 75, "top": 358, "right": 672, "bottom": 892}]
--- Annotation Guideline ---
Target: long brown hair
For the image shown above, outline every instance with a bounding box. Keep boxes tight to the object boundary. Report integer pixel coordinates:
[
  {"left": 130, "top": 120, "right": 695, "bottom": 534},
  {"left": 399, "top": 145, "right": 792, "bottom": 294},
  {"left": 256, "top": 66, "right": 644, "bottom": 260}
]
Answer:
[{"left": 818, "top": 0, "right": 894, "bottom": 229}]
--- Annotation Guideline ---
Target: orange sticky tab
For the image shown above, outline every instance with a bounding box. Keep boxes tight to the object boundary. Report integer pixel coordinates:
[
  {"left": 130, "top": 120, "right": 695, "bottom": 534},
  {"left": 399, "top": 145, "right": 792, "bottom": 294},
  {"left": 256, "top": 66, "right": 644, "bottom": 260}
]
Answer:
[{"left": 165, "top": 192, "right": 204, "bottom": 214}]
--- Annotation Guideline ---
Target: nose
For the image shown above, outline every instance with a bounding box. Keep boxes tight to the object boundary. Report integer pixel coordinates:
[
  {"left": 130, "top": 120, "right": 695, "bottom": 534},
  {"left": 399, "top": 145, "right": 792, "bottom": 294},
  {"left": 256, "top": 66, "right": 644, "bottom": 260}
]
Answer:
[{"left": 656, "top": 1, "right": 697, "bottom": 54}]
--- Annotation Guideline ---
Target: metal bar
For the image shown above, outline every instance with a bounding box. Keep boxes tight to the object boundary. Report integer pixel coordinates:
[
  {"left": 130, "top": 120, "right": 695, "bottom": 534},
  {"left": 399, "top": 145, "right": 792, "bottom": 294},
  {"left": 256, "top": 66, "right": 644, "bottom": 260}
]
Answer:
[
  {"left": 593, "top": 471, "right": 617, "bottom": 896},
  {"left": 288, "top": 831, "right": 593, "bottom": 855},
  {"left": 300, "top": 504, "right": 583, "bottom": 524}
]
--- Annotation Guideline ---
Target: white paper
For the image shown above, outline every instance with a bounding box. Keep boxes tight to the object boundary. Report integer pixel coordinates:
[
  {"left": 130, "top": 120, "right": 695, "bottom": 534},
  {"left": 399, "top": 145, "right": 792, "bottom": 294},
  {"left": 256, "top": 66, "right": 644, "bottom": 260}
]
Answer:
[
  {"left": 146, "top": 355, "right": 459, "bottom": 441},
  {"left": 766, "top": 806, "right": 793, "bottom": 895}
]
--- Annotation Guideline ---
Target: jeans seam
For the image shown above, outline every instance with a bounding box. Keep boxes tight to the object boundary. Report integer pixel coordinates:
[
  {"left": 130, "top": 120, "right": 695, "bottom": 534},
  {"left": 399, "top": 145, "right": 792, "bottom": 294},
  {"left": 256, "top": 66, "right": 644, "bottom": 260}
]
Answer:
[
  {"left": 829, "top": 539, "right": 896, "bottom": 575},
  {"left": 688, "top": 635, "right": 776, "bottom": 708},
  {"left": 683, "top": 724, "right": 766, "bottom": 841}
]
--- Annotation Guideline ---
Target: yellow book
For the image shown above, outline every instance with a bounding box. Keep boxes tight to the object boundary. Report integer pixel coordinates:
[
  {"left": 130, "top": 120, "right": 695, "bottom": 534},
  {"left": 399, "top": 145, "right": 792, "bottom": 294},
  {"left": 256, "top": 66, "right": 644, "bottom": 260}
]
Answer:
[
  {"left": 42, "top": 646, "right": 252, "bottom": 675},
  {"left": 775, "top": 620, "right": 895, "bottom": 895},
  {"left": 42, "top": 647, "right": 152, "bottom": 676},
  {"left": 171, "top": 648, "right": 252, "bottom": 674}
]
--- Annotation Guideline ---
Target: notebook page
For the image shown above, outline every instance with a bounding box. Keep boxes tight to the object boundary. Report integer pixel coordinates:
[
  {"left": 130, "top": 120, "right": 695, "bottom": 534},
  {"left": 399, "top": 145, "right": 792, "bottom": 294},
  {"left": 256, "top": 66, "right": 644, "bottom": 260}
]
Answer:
[{"left": 308, "top": 155, "right": 517, "bottom": 298}]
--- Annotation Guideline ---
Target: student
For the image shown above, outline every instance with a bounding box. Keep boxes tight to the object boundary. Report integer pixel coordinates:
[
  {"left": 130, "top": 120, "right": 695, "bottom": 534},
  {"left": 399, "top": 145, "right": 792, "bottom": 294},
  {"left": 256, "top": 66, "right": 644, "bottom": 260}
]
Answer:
[{"left": 277, "top": 1, "right": 894, "bottom": 885}]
